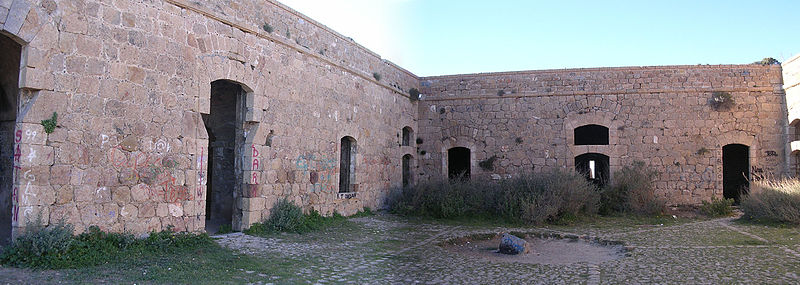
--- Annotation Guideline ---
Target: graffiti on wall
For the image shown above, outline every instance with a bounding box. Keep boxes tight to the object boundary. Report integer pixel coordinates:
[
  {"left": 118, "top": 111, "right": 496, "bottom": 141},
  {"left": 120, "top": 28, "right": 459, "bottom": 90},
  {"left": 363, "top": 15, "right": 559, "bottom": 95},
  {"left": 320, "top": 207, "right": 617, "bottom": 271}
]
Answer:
[
  {"left": 295, "top": 154, "right": 337, "bottom": 193},
  {"left": 104, "top": 136, "right": 192, "bottom": 203},
  {"left": 251, "top": 145, "right": 259, "bottom": 184},
  {"left": 10, "top": 129, "right": 22, "bottom": 224}
]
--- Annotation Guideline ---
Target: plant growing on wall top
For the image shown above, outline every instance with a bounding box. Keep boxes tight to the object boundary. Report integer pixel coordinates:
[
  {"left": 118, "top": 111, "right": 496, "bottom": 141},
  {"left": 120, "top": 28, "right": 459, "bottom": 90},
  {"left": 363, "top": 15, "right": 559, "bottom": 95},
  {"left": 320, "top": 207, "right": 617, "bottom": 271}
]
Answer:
[
  {"left": 754, "top": 57, "right": 780, "bottom": 65},
  {"left": 41, "top": 112, "right": 57, "bottom": 134},
  {"left": 409, "top": 88, "right": 420, "bottom": 101},
  {"left": 709, "top": 91, "right": 735, "bottom": 111}
]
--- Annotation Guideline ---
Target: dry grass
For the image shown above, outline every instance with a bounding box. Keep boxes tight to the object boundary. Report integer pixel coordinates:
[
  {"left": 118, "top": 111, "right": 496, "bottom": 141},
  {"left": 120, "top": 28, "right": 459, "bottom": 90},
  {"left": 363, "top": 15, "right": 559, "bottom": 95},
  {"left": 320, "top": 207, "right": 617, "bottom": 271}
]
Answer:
[{"left": 741, "top": 179, "right": 800, "bottom": 225}]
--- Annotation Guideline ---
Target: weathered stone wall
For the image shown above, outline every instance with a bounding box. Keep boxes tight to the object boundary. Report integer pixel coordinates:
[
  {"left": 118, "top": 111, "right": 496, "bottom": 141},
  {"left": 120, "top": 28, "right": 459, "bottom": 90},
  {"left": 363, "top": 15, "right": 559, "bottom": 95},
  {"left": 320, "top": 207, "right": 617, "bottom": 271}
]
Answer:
[
  {"left": 0, "top": 0, "right": 419, "bottom": 237},
  {"left": 785, "top": 54, "right": 800, "bottom": 176},
  {"left": 1, "top": 0, "right": 796, "bottom": 239},
  {"left": 418, "top": 65, "right": 787, "bottom": 205}
]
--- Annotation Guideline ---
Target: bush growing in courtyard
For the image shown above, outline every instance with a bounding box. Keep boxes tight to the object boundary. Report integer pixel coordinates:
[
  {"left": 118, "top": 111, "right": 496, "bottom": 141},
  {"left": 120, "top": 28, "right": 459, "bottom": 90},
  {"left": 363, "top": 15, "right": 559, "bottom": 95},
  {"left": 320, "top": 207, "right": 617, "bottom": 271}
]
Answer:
[
  {"left": 600, "top": 161, "right": 664, "bottom": 216},
  {"left": 699, "top": 197, "right": 735, "bottom": 217},
  {"left": 0, "top": 218, "right": 212, "bottom": 269},
  {"left": 740, "top": 179, "right": 800, "bottom": 225},
  {"left": 390, "top": 170, "right": 599, "bottom": 224},
  {"left": 246, "top": 198, "right": 373, "bottom": 235}
]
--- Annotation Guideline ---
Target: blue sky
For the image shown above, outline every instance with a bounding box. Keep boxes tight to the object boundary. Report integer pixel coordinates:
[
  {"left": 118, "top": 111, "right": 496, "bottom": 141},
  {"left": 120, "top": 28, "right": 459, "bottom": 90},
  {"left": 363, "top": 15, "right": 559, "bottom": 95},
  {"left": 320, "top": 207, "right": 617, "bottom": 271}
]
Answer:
[{"left": 279, "top": 0, "right": 800, "bottom": 76}]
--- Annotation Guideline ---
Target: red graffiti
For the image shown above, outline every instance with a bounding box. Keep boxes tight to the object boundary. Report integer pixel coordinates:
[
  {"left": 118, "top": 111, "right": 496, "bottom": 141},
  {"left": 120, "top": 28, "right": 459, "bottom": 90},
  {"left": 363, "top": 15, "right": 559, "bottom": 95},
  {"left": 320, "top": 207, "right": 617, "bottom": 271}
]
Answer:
[
  {"left": 15, "top": 130, "right": 22, "bottom": 142},
  {"left": 13, "top": 145, "right": 21, "bottom": 163},
  {"left": 252, "top": 172, "right": 259, "bottom": 184},
  {"left": 160, "top": 175, "right": 191, "bottom": 203},
  {"left": 108, "top": 145, "right": 164, "bottom": 169},
  {"left": 251, "top": 144, "right": 260, "bottom": 170}
]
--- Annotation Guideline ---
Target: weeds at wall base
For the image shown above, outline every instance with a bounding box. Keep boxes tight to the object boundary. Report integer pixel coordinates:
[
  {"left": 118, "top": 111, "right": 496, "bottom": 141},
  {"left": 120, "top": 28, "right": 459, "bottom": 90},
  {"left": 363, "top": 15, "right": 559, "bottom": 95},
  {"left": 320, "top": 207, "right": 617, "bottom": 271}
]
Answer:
[
  {"left": 0, "top": 222, "right": 213, "bottom": 269},
  {"left": 245, "top": 198, "right": 374, "bottom": 236}
]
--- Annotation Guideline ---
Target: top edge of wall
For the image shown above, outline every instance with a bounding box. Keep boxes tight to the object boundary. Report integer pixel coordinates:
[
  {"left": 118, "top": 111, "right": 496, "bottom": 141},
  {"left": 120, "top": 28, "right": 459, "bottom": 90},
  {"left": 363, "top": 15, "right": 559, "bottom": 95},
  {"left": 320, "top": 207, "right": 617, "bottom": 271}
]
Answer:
[
  {"left": 420, "top": 64, "right": 780, "bottom": 80},
  {"left": 266, "top": 0, "right": 419, "bottom": 79},
  {"left": 784, "top": 53, "right": 800, "bottom": 66}
]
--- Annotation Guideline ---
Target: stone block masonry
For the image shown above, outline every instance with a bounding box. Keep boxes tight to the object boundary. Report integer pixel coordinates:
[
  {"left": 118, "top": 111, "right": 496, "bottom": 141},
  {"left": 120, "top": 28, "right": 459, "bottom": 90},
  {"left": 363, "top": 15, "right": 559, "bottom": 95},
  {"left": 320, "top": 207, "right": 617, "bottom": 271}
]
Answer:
[
  {"left": 0, "top": 0, "right": 419, "bottom": 240},
  {"left": 0, "top": 0, "right": 796, "bottom": 241},
  {"left": 417, "top": 65, "right": 787, "bottom": 205}
]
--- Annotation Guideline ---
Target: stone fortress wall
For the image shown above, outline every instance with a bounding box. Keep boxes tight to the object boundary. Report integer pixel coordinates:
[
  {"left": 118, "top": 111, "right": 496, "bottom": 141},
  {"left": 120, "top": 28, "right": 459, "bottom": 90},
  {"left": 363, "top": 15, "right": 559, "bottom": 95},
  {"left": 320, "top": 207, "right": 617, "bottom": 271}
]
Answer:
[
  {"left": 0, "top": 0, "right": 796, "bottom": 241},
  {"left": 0, "top": 0, "right": 419, "bottom": 242},
  {"left": 783, "top": 54, "right": 800, "bottom": 176},
  {"left": 417, "top": 65, "right": 787, "bottom": 205}
]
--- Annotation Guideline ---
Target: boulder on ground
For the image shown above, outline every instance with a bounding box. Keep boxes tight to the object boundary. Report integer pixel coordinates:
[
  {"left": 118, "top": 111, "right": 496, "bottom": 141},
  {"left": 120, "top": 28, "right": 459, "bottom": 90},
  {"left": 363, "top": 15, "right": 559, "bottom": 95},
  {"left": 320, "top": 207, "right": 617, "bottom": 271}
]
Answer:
[{"left": 498, "top": 233, "right": 530, "bottom": 255}]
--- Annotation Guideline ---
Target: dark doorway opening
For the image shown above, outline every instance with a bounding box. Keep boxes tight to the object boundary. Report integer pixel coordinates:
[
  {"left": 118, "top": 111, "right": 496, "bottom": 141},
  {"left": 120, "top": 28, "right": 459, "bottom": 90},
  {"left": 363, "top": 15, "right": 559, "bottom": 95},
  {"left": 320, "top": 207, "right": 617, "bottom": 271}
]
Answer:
[
  {"left": 0, "top": 34, "right": 21, "bottom": 245},
  {"left": 339, "top": 136, "right": 356, "bottom": 193},
  {"left": 203, "top": 80, "right": 245, "bottom": 234},
  {"left": 723, "top": 144, "right": 749, "bottom": 204},
  {"left": 574, "top": 124, "right": 609, "bottom": 145},
  {"left": 575, "top": 153, "right": 609, "bottom": 188},
  {"left": 448, "top": 147, "right": 471, "bottom": 180},
  {"left": 402, "top": 154, "right": 412, "bottom": 188}
]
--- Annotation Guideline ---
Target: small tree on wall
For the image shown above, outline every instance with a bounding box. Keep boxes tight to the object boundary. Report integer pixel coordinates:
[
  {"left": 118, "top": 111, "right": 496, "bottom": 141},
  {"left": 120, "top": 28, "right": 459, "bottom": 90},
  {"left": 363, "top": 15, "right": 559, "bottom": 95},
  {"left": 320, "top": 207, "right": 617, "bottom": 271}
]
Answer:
[{"left": 709, "top": 91, "right": 735, "bottom": 111}]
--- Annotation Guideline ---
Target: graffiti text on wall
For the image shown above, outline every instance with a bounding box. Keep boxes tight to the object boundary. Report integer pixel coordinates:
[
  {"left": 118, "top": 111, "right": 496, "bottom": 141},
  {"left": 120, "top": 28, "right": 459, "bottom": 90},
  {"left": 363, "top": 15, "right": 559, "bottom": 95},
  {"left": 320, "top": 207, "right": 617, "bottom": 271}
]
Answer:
[{"left": 295, "top": 154, "right": 336, "bottom": 193}]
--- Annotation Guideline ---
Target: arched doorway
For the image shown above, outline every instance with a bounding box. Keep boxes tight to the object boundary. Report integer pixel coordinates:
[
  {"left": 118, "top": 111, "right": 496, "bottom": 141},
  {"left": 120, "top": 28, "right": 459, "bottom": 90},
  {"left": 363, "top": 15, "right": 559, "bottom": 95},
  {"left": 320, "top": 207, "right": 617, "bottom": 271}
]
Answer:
[
  {"left": 0, "top": 34, "right": 22, "bottom": 245},
  {"left": 575, "top": 153, "right": 609, "bottom": 188},
  {"left": 203, "top": 80, "right": 246, "bottom": 233},
  {"left": 448, "top": 147, "right": 471, "bottom": 180},
  {"left": 723, "top": 144, "right": 749, "bottom": 203},
  {"left": 339, "top": 136, "right": 357, "bottom": 193},
  {"left": 402, "top": 154, "right": 412, "bottom": 188}
]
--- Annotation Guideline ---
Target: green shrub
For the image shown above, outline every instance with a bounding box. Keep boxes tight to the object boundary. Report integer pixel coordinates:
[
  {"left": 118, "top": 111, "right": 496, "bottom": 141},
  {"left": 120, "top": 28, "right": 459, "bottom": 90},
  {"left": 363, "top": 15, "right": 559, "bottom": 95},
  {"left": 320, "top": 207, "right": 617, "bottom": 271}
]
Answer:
[
  {"left": 753, "top": 57, "right": 780, "bottom": 65},
  {"left": 741, "top": 179, "right": 800, "bottom": 225},
  {"left": 217, "top": 224, "right": 233, "bottom": 234},
  {"left": 0, "top": 220, "right": 212, "bottom": 269},
  {"left": 601, "top": 161, "right": 664, "bottom": 216},
  {"left": 700, "top": 197, "right": 735, "bottom": 217},
  {"left": 41, "top": 112, "right": 57, "bottom": 134},
  {"left": 265, "top": 197, "right": 305, "bottom": 232},
  {"left": 390, "top": 170, "right": 599, "bottom": 224},
  {"left": 246, "top": 199, "right": 371, "bottom": 235},
  {"left": 372, "top": 72, "right": 382, "bottom": 81},
  {"left": 0, "top": 217, "right": 74, "bottom": 268}
]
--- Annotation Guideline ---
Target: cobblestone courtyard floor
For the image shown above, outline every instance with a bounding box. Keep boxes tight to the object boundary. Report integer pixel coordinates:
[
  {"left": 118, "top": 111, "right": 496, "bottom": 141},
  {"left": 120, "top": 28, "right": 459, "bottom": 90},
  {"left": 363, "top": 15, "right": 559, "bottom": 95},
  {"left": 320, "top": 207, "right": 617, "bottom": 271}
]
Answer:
[
  {"left": 2, "top": 213, "right": 799, "bottom": 284},
  {"left": 213, "top": 214, "right": 800, "bottom": 284}
]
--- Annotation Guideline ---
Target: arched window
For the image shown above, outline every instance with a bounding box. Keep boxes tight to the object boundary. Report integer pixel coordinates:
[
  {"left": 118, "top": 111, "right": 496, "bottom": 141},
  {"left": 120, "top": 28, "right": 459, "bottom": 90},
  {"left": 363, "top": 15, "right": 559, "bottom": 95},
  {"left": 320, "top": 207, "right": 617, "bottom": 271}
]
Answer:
[
  {"left": 402, "top": 126, "right": 413, "bottom": 146},
  {"left": 448, "top": 147, "right": 471, "bottom": 180},
  {"left": 574, "top": 124, "right": 609, "bottom": 145},
  {"left": 339, "top": 136, "right": 357, "bottom": 193}
]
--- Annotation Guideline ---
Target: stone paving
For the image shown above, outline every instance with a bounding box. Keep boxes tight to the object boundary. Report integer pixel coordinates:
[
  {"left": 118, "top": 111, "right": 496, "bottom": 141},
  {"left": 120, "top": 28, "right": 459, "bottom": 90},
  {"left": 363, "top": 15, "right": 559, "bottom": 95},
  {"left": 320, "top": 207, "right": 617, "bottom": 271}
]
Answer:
[{"left": 213, "top": 214, "right": 800, "bottom": 284}]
